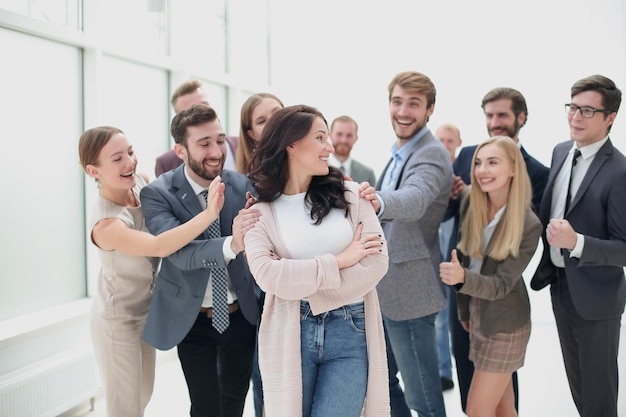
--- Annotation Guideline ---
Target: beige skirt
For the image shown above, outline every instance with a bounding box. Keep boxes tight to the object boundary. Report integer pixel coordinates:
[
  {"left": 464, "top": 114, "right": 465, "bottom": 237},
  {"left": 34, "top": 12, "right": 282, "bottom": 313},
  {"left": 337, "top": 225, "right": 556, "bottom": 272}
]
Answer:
[{"left": 468, "top": 296, "right": 531, "bottom": 373}]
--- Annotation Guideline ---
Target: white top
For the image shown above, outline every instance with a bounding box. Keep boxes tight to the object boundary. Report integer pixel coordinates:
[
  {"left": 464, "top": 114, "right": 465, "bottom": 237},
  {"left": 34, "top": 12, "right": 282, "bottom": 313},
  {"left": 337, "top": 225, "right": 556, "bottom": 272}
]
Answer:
[
  {"left": 274, "top": 192, "right": 361, "bottom": 303},
  {"left": 468, "top": 205, "right": 506, "bottom": 273}
]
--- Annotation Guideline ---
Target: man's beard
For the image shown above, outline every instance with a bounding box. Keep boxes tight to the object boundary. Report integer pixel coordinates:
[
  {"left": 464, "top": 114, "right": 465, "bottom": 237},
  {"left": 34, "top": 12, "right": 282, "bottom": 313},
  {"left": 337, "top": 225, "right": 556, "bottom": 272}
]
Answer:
[
  {"left": 187, "top": 153, "right": 224, "bottom": 181},
  {"left": 489, "top": 119, "right": 520, "bottom": 139}
]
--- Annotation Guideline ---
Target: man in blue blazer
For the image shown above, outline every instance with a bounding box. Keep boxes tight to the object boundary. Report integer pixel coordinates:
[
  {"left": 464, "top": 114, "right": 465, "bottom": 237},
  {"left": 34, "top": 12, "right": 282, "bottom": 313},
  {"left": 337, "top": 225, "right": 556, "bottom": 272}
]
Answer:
[
  {"left": 532, "top": 75, "right": 626, "bottom": 417},
  {"left": 141, "top": 104, "right": 260, "bottom": 417},
  {"left": 447, "top": 87, "right": 549, "bottom": 413}
]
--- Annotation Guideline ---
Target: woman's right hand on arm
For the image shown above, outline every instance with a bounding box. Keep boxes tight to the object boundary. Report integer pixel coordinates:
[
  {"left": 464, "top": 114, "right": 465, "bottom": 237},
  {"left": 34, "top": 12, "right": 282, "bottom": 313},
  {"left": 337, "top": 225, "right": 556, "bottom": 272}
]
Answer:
[{"left": 335, "top": 222, "right": 383, "bottom": 269}]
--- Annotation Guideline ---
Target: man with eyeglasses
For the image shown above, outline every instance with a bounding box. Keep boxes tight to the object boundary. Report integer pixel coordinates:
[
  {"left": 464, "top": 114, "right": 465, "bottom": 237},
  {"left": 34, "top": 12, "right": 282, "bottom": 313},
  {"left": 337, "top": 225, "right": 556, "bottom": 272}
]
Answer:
[
  {"left": 532, "top": 74, "right": 626, "bottom": 417},
  {"left": 446, "top": 87, "right": 549, "bottom": 413}
]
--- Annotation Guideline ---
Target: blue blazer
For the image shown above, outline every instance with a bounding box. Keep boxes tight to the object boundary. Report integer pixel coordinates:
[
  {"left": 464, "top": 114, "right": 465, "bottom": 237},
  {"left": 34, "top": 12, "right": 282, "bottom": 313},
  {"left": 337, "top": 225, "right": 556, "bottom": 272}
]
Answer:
[
  {"left": 140, "top": 166, "right": 259, "bottom": 350},
  {"left": 531, "top": 139, "right": 626, "bottom": 320}
]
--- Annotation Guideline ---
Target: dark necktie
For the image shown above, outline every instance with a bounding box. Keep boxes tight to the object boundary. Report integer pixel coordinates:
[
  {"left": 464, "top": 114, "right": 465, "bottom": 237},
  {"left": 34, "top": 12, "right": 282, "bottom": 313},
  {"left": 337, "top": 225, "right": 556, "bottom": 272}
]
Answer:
[
  {"left": 201, "top": 190, "right": 229, "bottom": 333},
  {"left": 339, "top": 165, "right": 345, "bottom": 173},
  {"left": 565, "top": 149, "right": 582, "bottom": 213}
]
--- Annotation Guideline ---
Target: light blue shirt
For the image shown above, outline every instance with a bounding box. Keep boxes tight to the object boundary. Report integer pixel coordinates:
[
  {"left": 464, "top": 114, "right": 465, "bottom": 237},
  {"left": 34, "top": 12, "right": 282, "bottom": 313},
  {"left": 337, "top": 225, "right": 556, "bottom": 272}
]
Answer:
[{"left": 378, "top": 127, "right": 430, "bottom": 215}]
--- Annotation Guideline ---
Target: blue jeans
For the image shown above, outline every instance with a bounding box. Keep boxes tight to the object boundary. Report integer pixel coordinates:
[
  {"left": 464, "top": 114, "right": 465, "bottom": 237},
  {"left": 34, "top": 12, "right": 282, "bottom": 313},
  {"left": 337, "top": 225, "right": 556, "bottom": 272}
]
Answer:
[
  {"left": 435, "top": 287, "right": 453, "bottom": 380},
  {"left": 384, "top": 313, "right": 447, "bottom": 417},
  {"left": 300, "top": 301, "right": 368, "bottom": 417}
]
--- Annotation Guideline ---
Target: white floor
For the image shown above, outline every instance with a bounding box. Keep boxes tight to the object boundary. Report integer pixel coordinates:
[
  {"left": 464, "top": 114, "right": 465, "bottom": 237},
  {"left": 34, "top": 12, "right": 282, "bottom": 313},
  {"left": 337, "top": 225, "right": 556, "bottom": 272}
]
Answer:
[{"left": 68, "top": 320, "right": 625, "bottom": 417}]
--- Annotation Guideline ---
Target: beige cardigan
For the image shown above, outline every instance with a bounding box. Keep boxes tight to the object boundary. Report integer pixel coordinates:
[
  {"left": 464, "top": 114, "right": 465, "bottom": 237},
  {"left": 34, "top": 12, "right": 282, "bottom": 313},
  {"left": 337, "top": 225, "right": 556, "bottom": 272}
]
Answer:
[{"left": 244, "top": 181, "right": 390, "bottom": 417}]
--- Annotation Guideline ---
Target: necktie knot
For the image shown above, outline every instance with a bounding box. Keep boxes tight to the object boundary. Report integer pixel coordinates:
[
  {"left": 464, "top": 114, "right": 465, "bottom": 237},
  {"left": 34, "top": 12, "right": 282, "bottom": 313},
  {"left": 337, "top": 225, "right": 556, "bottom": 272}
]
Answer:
[
  {"left": 201, "top": 189, "right": 208, "bottom": 203},
  {"left": 572, "top": 149, "right": 582, "bottom": 167},
  {"left": 565, "top": 149, "right": 582, "bottom": 213}
]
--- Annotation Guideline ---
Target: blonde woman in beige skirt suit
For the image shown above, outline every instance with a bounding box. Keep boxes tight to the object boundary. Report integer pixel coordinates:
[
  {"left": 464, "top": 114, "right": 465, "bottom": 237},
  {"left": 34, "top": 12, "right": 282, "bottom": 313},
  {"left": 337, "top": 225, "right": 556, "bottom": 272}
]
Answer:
[{"left": 439, "top": 136, "right": 542, "bottom": 417}]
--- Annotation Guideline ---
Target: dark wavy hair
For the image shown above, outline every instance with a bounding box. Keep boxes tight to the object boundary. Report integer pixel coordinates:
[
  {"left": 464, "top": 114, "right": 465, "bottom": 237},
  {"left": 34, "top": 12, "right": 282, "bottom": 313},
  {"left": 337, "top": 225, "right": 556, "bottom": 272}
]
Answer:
[{"left": 248, "top": 105, "right": 349, "bottom": 225}]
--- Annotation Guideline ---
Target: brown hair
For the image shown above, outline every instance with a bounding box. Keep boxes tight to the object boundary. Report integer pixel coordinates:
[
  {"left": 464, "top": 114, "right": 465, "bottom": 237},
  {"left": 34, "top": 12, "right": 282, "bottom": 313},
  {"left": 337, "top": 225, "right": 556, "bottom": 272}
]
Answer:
[
  {"left": 388, "top": 71, "right": 436, "bottom": 108},
  {"left": 571, "top": 75, "right": 621, "bottom": 131},
  {"left": 171, "top": 79, "right": 204, "bottom": 112},
  {"left": 481, "top": 88, "right": 528, "bottom": 127},
  {"left": 330, "top": 115, "right": 359, "bottom": 134},
  {"left": 170, "top": 104, "right": 219, "bottom": 147},
  {"left": 78, "top": 126, "right": 124, "bottom": 170},
  {"left": 248, "top": 105, "right": 349, "bottom": 225},
  {"left": 236, "top": 93, "right": 284, "bottom": 174}
]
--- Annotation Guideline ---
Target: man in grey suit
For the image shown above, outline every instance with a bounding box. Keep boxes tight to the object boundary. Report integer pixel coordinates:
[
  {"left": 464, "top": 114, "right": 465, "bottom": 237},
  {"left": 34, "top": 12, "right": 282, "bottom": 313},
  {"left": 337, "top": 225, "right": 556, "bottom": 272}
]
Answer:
[
  {"left": 531, "top": 75, "right": 626, "bottom": 417},
  {"left": 328, "top": 115, "right": 377, "bottom": 185},
  {"left": 363, "top": 71, "right": 452, "bottom": 417},
  {"left": 141, "top": 104, "right": 260, "bottom": 417}
]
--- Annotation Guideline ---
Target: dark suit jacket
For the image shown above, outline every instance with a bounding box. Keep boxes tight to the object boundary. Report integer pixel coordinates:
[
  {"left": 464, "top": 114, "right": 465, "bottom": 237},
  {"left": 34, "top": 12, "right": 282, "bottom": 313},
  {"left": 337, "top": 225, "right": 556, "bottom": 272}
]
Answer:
[
  {"left": 155, "top": 136, "right": 239, "bottom": 177},
  {"left": 140, "top": 166, "right": 258, "bottom": 350},
  {"left": 531, "top": 139, "right": 626, "bottom": 320}
]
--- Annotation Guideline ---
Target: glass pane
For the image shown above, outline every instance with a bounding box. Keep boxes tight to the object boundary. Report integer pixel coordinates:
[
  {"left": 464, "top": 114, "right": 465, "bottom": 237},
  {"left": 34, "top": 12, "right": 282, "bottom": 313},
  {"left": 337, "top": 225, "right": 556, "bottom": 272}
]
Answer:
[
  {"left": 0, "top": 27, "right": 85, "bottom": 320},
  {"left": 94, "top": 0, "right": 167, "bottom": 55},
  {"left": 0, "top": 0, "right": 80, "bottom": 29}
]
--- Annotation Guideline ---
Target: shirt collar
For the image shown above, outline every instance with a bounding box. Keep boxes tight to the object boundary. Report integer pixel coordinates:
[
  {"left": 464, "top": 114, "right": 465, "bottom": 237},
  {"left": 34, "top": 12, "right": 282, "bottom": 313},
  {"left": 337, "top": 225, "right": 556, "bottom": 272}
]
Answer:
[
  {"left": 328, "top": 153, "right": 351, "bottom": 169},
  {"left": 390, "top": 126, "right": 430, "bottom": 160},
  {"left": 571, "top": 135, "right": 609, "bottom": 160},
  {"left": 183, "top": 167, "right": 208, "bottom": 196}
]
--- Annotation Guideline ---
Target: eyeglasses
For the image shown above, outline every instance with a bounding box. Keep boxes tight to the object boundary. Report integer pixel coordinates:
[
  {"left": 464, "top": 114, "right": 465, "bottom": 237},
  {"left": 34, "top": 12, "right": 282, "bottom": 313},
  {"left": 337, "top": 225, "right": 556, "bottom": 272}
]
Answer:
[{"left": 565, "top": 103, "right": 614, "bottom": 119}]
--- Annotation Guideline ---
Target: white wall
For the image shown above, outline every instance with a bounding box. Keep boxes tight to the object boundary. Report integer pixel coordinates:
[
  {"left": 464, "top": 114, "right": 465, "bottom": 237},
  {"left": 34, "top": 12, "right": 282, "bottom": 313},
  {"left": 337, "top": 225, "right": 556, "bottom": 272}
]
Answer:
[
  {"left": 267, "top": 0, "right": 626, "bottom": 324},
  {"left": 269, "top": 0, "right": 626, "bottom": 172}
]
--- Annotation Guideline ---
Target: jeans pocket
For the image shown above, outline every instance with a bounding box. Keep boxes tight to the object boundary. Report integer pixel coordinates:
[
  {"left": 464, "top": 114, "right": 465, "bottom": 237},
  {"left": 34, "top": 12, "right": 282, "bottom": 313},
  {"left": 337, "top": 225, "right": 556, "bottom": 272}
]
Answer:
[{"left": 346, "top": 304, "right": 366, "bottom": 334}]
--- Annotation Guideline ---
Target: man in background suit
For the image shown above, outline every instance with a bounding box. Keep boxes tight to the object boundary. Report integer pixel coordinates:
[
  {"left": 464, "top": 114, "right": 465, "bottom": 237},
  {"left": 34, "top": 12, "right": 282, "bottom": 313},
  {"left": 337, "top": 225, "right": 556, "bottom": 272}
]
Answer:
[
  {"left": 155, "top": 79, "right": 238, "bottom": 177},
  {"left": 434, "top": 122, "right": 463, "bottom": 392},
  {"left": 362, "top": 70, "right": 452, "bottom": 417},
  {"left": 531, "top": 75, "right": 626, "bottom": 417},
  {"left": 328, "top": 115, "right": 377, "bottom": 184},
  {"left": 447, "top": 87, "right": 549, "bottom": 413},
  {"left": 141, "top": 104, "right": 260, "bottom": 417}
]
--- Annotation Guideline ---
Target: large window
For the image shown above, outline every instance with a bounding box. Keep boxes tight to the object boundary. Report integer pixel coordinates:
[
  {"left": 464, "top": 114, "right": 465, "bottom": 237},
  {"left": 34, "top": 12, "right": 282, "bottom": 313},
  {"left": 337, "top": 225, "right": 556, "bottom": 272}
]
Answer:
[
  {"left": 0, "top": 0, "right": 272, "bottom": 321},
  {"left": 0, "top": 0, "right": 80, "bottom": 29},
  {"left": 0, "top": 27, "right": 85, "bottom": 320}
]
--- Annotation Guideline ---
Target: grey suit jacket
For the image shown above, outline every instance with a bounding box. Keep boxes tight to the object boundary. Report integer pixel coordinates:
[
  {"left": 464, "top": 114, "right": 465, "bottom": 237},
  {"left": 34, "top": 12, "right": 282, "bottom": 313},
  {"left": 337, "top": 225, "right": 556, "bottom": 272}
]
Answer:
[
  {"left": 350, "top": 159, "right": 377, "bottom": 185},
  {"left": 140, "top": 166, "right": 259, "bottom": 350},
  {"left": 531, "top": 138, "right": 626, "bottom": 320},
  {"left": 376, "top": 129, "right": 453, "bottom": 320}
]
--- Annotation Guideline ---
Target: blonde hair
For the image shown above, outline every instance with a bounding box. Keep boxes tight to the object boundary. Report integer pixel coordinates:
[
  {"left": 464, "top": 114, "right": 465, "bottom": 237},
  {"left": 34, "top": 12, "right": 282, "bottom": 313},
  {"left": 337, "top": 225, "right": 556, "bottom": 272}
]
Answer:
[{"left": 457, "top": 136, "right": 531, "bottom": 260}]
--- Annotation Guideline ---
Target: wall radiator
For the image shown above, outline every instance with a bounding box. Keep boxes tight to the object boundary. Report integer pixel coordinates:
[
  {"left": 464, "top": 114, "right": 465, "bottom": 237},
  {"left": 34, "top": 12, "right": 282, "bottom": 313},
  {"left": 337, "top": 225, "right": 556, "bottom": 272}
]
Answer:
[{"left": 0, "top": 348, "right": 98, "bottom": 417}]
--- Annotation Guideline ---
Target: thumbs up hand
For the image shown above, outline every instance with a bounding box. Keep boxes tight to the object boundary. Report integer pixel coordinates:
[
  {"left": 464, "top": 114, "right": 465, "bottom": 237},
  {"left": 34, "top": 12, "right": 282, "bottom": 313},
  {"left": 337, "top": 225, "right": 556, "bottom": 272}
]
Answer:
[{"left": 439, "top": 249, "right": 466, "bottom": 286}]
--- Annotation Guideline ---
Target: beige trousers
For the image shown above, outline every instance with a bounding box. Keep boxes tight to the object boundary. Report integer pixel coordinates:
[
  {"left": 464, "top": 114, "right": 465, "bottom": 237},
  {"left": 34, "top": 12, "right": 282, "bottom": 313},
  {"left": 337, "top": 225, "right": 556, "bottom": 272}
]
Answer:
[{"left": 90, "top": 308, "right": 156, "bottom": 417}]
